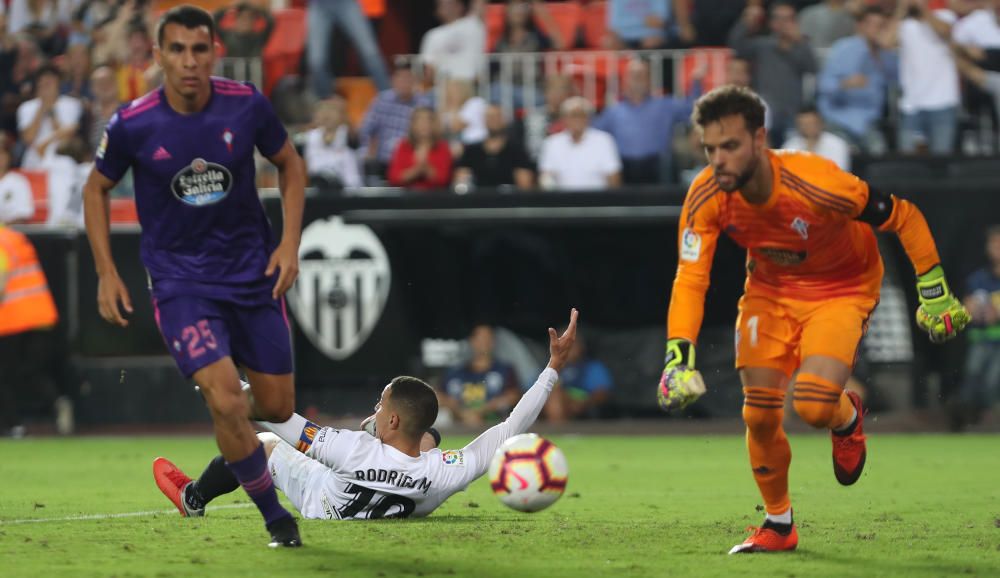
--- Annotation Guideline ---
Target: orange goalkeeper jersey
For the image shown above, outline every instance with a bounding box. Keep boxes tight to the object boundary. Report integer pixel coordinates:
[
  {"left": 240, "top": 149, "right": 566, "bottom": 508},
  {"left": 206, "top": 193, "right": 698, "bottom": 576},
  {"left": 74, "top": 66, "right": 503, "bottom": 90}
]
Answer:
[{"left": 669, "top": 150, "right": 888, "bottom": 343}]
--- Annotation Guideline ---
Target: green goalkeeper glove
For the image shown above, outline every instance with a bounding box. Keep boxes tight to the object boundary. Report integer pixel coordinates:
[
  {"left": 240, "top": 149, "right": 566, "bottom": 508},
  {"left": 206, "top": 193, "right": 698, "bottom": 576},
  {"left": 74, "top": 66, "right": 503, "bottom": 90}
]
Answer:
[
  {"left": 657, "top": 338, "right": 706, "bottom": 412},
  {"left": 916, "top": 265, "right": 971, "bottom": 343}
]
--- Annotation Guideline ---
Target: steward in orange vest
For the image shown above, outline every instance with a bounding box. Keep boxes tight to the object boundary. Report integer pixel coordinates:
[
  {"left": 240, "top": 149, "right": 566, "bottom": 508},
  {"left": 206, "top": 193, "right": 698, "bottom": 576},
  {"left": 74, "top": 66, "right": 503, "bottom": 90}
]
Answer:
[{"left": 0, "top": 225, "right": 58, "bottom": 336}]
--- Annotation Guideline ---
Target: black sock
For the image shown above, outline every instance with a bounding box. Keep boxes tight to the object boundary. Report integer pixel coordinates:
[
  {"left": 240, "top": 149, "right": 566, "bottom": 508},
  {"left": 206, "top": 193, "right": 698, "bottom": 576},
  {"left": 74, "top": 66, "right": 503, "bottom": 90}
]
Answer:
[
  {"left": 833, "top": 414, "right": 858, "bottom": 436},
  {"left": 761, "top": 514, "right": 794, "bottom": 535},
  {"left": 189, "top": 455, "right": 240, "bottom": 509}
]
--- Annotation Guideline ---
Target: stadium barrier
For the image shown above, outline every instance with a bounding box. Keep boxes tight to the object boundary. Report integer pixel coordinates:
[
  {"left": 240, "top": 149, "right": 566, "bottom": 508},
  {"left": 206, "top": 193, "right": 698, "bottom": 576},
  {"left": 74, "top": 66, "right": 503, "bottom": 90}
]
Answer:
[{"left": 22, "top": 180, "right": 1000, "bottom": 425}]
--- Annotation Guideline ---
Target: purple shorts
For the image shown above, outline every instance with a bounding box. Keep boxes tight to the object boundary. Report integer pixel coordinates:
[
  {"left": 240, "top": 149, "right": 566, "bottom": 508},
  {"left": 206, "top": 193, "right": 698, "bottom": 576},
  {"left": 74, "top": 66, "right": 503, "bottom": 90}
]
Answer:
[{"left": 152, "top": 294, "right": 293, "bottom": 378}]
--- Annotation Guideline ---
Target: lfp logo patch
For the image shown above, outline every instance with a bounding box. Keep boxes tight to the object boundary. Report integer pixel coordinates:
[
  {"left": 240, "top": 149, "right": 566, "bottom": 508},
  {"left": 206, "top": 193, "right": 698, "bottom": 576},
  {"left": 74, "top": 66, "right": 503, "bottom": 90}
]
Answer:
[{"left": 441, "top": 450, "right": 465, "bottom": 467}]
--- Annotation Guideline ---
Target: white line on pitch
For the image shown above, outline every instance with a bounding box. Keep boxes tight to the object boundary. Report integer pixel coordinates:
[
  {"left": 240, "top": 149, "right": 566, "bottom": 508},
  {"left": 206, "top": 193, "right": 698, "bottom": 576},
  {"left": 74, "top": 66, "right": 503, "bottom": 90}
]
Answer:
[{"left": 0, "top": 503, "right": 255, "bottom": 525}]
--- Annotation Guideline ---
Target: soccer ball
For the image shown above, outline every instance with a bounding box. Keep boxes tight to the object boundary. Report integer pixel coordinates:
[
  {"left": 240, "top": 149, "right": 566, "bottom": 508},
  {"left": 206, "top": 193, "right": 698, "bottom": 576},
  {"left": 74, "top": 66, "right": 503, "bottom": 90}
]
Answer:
[{"left": 488, "top": 433, "right": 568, "bottom": 512}]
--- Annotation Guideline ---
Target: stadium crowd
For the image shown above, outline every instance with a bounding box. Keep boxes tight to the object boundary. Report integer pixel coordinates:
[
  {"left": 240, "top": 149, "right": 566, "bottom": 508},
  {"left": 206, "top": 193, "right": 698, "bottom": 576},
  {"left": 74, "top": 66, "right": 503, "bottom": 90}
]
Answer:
[{"left": 2, "top": 0, "right": 1000, "bottom": 224}]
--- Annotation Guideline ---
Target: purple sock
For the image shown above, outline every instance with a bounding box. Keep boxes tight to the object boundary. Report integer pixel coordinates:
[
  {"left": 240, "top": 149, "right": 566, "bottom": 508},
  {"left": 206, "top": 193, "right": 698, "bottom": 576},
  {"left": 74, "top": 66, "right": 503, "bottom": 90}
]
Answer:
[{"left": 226, "top": 443, "right": 291, "bottom": 527}]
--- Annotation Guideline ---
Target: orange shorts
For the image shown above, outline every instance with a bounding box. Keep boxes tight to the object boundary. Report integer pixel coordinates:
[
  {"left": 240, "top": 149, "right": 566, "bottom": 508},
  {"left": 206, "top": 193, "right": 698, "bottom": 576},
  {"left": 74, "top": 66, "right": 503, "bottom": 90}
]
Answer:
[{"left": 735, "top": 291, "right": 879, "bottom": 377}]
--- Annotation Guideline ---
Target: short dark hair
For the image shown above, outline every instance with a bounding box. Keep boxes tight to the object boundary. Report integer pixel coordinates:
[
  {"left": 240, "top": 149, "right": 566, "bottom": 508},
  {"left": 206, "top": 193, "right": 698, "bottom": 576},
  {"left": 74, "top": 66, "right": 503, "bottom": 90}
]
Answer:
[
  {"left": 34, "top": 64, "right": 61, "bottom": 83},
  {"left": 770, "top": 1, "right": 797, "bottom": 15},
  {"left": 798, "top": 104, "right": 820, "bottom": 116},
  {"left": 156, "top": 5, "right": 215, "bottom": 46},
  {"left": 986, "top": 225, "right": 1000, "bottom": 240},
  {"left": 691, "top": 85, "right": 767, "bottom": 134},
  {"left": 857, "top": 6, "right": 886, "bottom": 22},
  {"left": 388, "top": 376, "right": 438, "bottom": 438}
]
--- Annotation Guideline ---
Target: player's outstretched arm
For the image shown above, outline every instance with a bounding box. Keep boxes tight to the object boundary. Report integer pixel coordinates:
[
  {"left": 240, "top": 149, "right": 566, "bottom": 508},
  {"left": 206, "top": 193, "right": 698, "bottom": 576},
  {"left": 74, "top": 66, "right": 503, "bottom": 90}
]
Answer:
[
  {"left": 265, "top": 139, "right": 306, "bottom": 300},
  {"left": 82, "top": 168, "right": 132, "bottom": 327},
  {"left": 859, "top": 188, "right": 971, "bottom": 342},
  {"left": 460, "top": 308, "right": 578, "bottom": 481}
]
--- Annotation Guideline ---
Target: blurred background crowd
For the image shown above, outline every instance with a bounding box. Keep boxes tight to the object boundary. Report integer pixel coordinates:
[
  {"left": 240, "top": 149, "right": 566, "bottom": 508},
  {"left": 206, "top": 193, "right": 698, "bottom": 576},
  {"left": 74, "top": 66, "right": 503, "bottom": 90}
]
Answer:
[{"left": 4, "top": 0, "right": 1000, "bottom": 225}]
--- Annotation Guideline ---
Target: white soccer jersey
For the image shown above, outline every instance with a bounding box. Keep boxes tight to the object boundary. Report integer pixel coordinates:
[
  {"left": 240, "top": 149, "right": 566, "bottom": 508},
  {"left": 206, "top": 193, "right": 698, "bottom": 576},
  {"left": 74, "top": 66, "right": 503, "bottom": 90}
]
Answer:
[{"left": 265, "top": 368, "right": 558, "bottom": 520}]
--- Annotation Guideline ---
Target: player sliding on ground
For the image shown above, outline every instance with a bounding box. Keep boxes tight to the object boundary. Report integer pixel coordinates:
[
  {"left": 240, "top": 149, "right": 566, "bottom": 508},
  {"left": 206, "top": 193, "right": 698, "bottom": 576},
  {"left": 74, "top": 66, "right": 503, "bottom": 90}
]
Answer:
[
  {"left": 656, "top": 86, "right": 970, "bottom": 554},
  {"left": 154, "top": 309, "right": 577, "bottom": 523}
]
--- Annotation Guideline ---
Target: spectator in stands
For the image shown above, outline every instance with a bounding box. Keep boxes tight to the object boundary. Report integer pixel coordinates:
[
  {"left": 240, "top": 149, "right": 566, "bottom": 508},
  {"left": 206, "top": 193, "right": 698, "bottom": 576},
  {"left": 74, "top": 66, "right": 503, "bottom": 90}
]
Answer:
[
  {"left": 0, "top": 144, "right": 34, "bottom": 224},
  {"left": 539, "top": 96, "right": 621, "bottom": 190},
  {"left": 41, "top": 135, "right": 89, "bottom": 227},
  {"left": 214, "top": 1, "right": 274, "bottom": 59},
  {"left": 593, "top": 58, "right": 700, "bottom": 185},
  {"left": 116, "top": 25, "right": 153, "bottom": 102},
  {"left": 952, "top": 225, "right": 1000, "bottom": 430},
  {"left": 605, "top": 0, "right": 692, "bottom": 49},
  {"left": 729, "top": 1, "right": 817, "bottom": 146},
  {"left": 952, "top": 0, "right": 1000, "bottom": 49},
  {"left": 86, "top": 64, "right": 118, "bottom": 154},
  {"left": 489, "top": 0, "right": 560, "bottom": 108},
  {"left": 818, "top": 6, "right": 897, "bottom": 154},
  {"left": 953, "top": 37, "right": 1000, "bottom": 118},
  {"left": 519, "top": 73, "right": 573, "bottom": 159},
  {"left": 59, "top": 42, "right": 92, "bottom": 101},
  {"left": 17, "top": 64, "right": 82, "bottom": 171},
  {"left": 420, "top": 0, "right": 486, "bottom": 83},
  {"left": 360, "top": 62, "right": 432, "bottom": 179},
  {"left": 892, "top": 0, "right": 960, "bottom": 154},
  {"left": 307, "top": 0, "right": 391, "bottom": 99},
  {"left": 453, "top": 103, "right": 534, "bottom": 190},
  {"left": 727, "top": 56, "right": 773, "bottom": 130},
  {"left": 782, "top": 105, "right": 852, "bottom": 171},
  {"left": 7, "top": 0, "right": 66, "bottom": 57},
  {"left": 387, "top": 106, "right": 453, "bottom": 190},
  {"left": 438, "top": 324, "right": 521, "bottom": 426},
  {"left": 68, "top": 0, "right": 116, "bottom": 48},
  {"left": 0, "top": 12, "right": 18, "bottom": 107},
  {"left": 690, "top": 0, "right": 748, "bottom": 46},
  {"left": 799, "top": 0, "right": 859, "bottom": 54},
  {"left": 2, "top": 36, "right": 42, "bottom": 137},
  {"left": 440, "top": 79, "right": 487, "bottom": 154},
  {"left": 303, "top": 96, "right": 363, "bottom": 190},
  {"left": 543, "top": 330, "right": 613, "bottom": 422}
]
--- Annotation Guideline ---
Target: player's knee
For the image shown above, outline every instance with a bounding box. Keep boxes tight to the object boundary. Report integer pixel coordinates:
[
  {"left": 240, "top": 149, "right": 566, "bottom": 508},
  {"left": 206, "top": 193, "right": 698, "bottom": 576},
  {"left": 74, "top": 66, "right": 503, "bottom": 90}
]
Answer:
[
  {"left": 742, "top": 387, "right": 785, "bottom": 439},
  {"left": 792, "top": 398, "right": 837, "bottom": 428},
  {"left": 791, "top": 374, "right": 842, "bottom": 428},
  {"left": 254, "top": 397, "right": 294, "bottom": 423},
  {"left": 203, "top": 385, "right": 249, "bottom": 420}
]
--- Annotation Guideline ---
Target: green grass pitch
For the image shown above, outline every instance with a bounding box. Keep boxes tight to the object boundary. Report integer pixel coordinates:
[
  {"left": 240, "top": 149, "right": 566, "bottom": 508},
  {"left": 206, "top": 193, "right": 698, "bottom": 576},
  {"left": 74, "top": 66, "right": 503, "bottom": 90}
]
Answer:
[{"left": 2, "top": 434, "right": 999, "bottom": 577}]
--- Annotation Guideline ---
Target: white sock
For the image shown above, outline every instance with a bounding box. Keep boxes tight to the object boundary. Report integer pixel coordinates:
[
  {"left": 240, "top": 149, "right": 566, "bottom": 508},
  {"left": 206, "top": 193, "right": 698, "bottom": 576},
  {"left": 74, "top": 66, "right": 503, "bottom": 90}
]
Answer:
[
  {"left": 257, "top": 413, "right": 310, "bottom": 448},
  {"left": 765, "top": 508, "right": 792, "bottom": 525},
  {"left": 834, "top": 407, "right": 858, "bottom": 434}
]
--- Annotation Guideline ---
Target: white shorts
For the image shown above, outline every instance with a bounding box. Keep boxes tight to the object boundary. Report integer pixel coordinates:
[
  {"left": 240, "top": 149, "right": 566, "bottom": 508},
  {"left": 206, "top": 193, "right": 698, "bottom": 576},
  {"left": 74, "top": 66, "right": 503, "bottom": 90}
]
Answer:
[{"left": 268, "top": 442, "right": 336, "bottom": 519}]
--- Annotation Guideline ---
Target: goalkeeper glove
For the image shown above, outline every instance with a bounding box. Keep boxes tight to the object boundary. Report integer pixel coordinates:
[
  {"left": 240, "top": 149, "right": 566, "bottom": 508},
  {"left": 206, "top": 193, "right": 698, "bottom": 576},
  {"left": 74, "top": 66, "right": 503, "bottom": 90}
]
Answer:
[
  {"left": 657, "top": 338, "right": 706, "bottom": 412},
  {"left": 916, "top": 265, "right": 971, "bottom": 343}
]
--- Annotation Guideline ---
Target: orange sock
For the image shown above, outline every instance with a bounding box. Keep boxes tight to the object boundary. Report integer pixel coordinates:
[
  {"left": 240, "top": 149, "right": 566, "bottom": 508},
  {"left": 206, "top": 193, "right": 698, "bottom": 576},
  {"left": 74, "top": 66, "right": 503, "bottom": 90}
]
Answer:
[
  {"left": 743, "top": 386, "right": 791, "bottom": 515},
  {"left": 792, "top": 373, "right": 850, "bottom": 429}
]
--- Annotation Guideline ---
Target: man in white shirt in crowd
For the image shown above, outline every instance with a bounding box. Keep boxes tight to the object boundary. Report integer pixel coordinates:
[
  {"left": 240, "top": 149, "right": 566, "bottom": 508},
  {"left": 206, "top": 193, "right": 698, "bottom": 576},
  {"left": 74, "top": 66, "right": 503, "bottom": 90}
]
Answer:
[
  {"left": 303, "top": 96, "right": 362, "bottom": 189},
  {"left": 892, "top": 0, "right": 961, "bottom": 154},
  {"left": 152, "top": 309, "right": 579, "bottom": 522},
  {"left": 419, "top": 0, "right": 486, "bottom": 84},
  {"left": 539, "top": 97, "right": 622, "bottom": 191},
  {"left": 0, "top": 145, "right": 33, "bottom": 224},
  {"left": 952, "top": 0, "right": 1000, "bottom": 49},
  {"left": 781, "top": 105, "right": 852, "bottom": 171},
  {"left": 16, "top": 64, "right": 82, "bottom": 171}
]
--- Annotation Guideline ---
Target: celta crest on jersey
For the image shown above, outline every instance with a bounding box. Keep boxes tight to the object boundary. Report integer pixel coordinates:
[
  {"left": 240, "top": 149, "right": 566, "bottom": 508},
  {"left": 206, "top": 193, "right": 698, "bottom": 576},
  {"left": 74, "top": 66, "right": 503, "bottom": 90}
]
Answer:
[
  {"left": 288, "top": 216, "right": 391, "bottom": 360},
  {"left": 170, "top": 157, "right": 233, "bottom": 206}
]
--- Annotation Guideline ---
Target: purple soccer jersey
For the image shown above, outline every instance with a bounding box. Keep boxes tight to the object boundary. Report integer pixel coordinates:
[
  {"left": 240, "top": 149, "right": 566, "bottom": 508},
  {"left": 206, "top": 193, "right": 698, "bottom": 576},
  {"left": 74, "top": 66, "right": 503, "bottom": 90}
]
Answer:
[{"left": 95, "top": 77, "right": 288, "bottom": 298}]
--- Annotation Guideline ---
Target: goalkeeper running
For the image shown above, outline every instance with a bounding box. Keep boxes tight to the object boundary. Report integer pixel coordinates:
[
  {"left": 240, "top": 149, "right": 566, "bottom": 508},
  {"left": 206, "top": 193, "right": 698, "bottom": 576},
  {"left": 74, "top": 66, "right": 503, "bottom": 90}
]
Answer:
[{"left": 658, "top": 85, "right": 969, "bottom": 554}]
